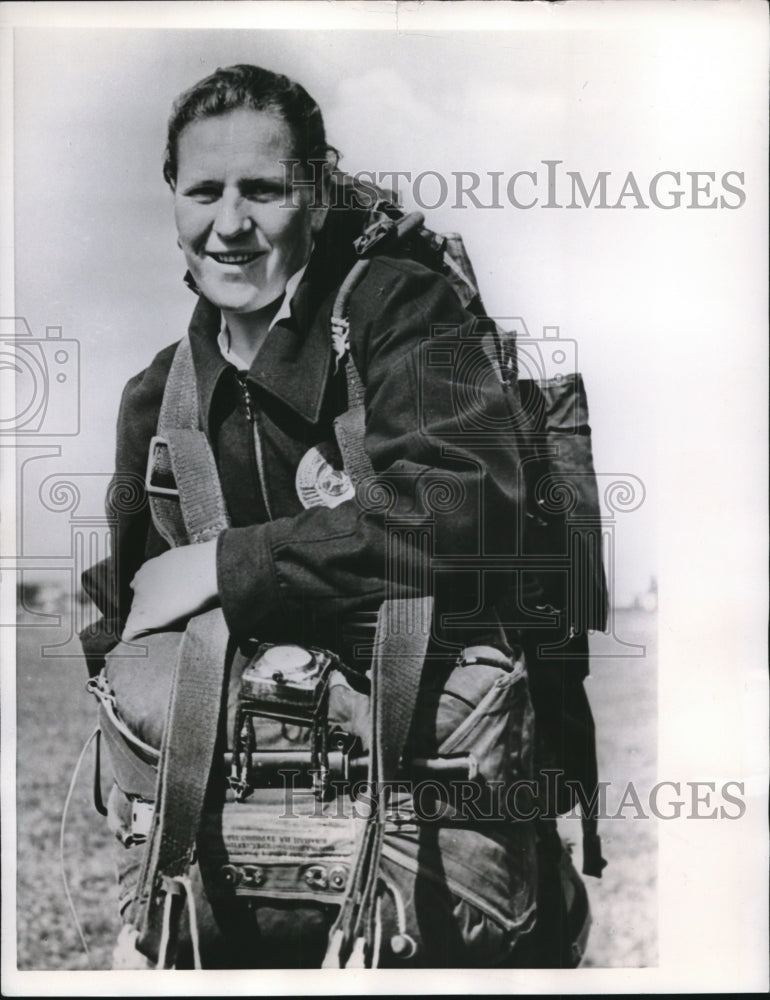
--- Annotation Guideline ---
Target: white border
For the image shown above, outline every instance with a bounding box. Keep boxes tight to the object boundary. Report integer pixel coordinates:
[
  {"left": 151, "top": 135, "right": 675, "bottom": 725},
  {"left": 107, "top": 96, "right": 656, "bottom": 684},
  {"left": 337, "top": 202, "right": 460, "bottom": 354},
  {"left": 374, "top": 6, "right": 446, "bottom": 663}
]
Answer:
[{"left": 1, "top": 1, "right": 767, "bottom": 995}]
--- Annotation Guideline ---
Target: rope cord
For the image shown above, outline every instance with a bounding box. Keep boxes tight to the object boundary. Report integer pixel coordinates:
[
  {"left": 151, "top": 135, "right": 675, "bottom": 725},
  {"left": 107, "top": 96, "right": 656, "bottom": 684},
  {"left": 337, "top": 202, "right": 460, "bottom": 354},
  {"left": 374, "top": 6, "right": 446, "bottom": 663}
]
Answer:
[
  {"left": 59, "top": 726, "right": 101, "bottom": 967},
  {"left": 157, "top": 885, "right": 173, "bottom": 969},
  {"left": 371, "top": 893, "right": 383, "bottom": 969},
  {"left": 156, "top": 874, "right": 202, "bottom": 970}
]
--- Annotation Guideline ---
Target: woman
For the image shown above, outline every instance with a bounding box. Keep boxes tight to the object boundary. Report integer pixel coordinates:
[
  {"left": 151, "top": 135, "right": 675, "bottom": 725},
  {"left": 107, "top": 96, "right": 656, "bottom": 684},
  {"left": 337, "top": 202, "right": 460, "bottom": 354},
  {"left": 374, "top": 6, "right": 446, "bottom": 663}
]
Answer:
[
  {"left": 82, "top": 63, "right": 523, "bottom": 664},
  {"left": 81, "top": 64, "right": 534, "bottom": 968}
]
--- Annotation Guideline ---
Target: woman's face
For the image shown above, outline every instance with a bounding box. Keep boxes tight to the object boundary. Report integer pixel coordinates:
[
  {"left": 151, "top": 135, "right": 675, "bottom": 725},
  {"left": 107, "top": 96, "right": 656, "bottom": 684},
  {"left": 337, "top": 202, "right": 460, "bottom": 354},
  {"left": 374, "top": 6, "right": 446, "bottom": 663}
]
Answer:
[{"left": 173, "top": 108, "right": 327, "bottom": 314}]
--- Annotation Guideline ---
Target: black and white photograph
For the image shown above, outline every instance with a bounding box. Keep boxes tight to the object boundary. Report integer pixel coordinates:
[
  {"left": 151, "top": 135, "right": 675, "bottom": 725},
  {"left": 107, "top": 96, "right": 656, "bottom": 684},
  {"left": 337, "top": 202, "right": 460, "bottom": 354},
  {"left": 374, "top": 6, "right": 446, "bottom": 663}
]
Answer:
[{"left": 1, "top": 1, "right": 767, "bottom": 994}]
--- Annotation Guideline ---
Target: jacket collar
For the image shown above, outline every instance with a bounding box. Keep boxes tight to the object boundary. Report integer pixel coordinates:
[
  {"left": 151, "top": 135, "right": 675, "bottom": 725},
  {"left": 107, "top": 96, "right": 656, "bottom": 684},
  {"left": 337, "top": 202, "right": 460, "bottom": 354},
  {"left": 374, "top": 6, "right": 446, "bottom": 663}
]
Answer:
[{"left": 186, "top": 248, "right": 339, "bottom": 427}]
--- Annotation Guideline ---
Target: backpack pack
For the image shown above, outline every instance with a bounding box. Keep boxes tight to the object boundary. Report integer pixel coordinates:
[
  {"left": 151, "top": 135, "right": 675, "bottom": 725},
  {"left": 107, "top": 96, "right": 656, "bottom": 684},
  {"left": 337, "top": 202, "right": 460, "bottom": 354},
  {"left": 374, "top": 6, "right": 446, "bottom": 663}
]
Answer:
[{"left": 87, "top": 176, "right": 606, "bottom": 968}]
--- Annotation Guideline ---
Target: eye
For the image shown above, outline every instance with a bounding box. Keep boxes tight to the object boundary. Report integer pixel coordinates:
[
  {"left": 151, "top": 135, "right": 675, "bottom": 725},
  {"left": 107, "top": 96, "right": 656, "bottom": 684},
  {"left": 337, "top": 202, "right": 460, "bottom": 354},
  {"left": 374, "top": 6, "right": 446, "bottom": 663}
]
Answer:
[
  {"left": 241, "top": 181, "right": 286, "bottom": 203},
  {"left": 182, "top": 184, "right": 222, "bottom": 204}
]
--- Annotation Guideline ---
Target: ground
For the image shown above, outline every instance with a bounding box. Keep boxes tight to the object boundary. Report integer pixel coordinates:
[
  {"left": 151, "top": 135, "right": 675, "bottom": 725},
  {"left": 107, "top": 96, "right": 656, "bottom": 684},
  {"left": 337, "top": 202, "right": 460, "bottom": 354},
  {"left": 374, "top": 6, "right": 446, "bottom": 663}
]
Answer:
[{"left": 14, "top": 606, "right": 656, "bottom": 970}]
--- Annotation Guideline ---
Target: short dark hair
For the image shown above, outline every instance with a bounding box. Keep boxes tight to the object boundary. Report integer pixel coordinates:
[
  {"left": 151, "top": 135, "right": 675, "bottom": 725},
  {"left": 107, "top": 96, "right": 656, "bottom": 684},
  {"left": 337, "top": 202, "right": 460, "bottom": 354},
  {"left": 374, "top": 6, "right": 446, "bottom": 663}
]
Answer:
[{"left": 162, "top": 63, "right": 338, "bottom": 187}]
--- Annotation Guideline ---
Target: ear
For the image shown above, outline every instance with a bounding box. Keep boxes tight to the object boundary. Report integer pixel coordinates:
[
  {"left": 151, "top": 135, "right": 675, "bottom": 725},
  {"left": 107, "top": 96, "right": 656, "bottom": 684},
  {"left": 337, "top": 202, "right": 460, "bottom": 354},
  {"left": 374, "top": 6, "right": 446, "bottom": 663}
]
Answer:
[
  {"left": 309, "top": 199, "right": 330, "bottom": 235},
  {"left": 308, "top": 155, "right": 336, "bottom": 234}
]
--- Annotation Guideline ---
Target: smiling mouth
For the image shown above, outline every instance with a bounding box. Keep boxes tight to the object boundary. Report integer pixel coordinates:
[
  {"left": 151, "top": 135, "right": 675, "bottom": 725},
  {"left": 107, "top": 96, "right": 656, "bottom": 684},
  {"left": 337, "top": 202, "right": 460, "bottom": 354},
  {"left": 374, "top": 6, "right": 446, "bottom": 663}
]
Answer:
[{"left": 206, "top": 251, "right": 265, "bottom": 265}]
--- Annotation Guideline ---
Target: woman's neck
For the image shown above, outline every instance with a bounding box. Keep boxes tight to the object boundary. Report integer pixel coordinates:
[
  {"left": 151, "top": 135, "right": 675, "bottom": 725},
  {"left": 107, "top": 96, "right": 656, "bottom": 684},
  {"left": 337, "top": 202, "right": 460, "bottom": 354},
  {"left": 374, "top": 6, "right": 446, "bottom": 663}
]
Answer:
[{"left": 222, "top": 297, "right": 283, "bottom": 369}]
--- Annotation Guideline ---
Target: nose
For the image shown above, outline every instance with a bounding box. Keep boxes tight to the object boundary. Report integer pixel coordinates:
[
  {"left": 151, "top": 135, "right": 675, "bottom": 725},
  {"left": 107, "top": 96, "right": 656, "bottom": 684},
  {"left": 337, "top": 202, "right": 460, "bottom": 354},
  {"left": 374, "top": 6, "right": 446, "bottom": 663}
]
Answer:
[{"left": 213, "top": 191, "right": 254, "bottom": 240}]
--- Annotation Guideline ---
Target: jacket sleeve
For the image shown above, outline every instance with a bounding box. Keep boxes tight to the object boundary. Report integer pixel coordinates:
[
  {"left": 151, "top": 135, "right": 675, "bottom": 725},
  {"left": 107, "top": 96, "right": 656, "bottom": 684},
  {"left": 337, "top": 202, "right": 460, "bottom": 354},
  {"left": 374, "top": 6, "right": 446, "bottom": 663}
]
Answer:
[
  {"left": 79, "top": 344, "right": 176, "bottom": 673},
  {"left": 217, "top": 258, "right": 524, "bottom": 644}
]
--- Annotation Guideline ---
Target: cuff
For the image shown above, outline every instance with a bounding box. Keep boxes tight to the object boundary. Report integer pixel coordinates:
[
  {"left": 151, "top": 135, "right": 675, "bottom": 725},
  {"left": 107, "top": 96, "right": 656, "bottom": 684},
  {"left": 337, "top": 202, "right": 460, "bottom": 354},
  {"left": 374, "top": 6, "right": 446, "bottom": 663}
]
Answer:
[{"left": 216, "top": 523, "right": 284, "bottom": 642}]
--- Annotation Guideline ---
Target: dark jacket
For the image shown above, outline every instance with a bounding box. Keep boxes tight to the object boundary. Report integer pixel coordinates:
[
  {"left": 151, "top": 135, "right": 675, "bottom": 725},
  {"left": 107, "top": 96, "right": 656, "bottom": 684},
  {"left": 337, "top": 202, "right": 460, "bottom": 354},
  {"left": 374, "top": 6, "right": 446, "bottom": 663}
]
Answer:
[{"left": 80, "top": 246, "right": 524, "bottom": 672}]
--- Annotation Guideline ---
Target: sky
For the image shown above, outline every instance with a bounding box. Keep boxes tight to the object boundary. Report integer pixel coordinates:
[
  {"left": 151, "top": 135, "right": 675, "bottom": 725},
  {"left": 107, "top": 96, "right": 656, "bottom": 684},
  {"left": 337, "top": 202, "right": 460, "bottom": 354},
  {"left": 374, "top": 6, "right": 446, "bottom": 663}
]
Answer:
[{"left": 4, "top": 8, "right": 767, "bottom": 605}]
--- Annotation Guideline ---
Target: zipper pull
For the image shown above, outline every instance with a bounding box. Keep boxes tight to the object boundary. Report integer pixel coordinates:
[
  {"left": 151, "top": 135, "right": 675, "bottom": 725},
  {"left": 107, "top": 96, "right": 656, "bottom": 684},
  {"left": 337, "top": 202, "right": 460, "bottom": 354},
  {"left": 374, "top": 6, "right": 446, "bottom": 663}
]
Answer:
[
  {"left": 236, "top": 373, "right": 255, "bottom": 421},
  {"left": 235, "top": 371, "right": 274, "bottom": 522}
]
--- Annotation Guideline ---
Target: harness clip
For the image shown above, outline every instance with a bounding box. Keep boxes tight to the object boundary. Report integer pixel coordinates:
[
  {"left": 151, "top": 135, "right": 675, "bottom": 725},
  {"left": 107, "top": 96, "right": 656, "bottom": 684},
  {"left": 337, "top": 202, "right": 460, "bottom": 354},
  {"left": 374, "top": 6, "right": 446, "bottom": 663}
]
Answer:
[{"left": 144, "top": 435, "right": 179, "bottom": 498}]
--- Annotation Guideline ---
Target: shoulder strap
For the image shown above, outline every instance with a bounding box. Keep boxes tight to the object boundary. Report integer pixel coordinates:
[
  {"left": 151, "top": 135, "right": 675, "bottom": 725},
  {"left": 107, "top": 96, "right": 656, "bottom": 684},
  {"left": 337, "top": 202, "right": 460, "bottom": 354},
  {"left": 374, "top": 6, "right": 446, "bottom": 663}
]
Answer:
[
  {"left": 329, "top": 210, "right": 437, "bottom": 489},
  {"left": 145, "top": 337, "right": 230, "bottom": 547},
  {"left": 131, "top": 607, "right": 231, "bottom": 967},
  {"left": 132, "top": 337, "right": 232, "bottom": 965},
  {"left": 373, "top": 597, "right": 433, "bottom": 783}
]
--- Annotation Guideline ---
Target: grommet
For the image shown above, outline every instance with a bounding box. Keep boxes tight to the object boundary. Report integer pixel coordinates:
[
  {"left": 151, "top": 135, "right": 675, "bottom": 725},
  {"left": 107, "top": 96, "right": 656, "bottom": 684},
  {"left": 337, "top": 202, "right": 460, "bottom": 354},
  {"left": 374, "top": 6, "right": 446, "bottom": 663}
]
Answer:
[{"left": 304, "top": 864, "right": 328, "bottom": 889}]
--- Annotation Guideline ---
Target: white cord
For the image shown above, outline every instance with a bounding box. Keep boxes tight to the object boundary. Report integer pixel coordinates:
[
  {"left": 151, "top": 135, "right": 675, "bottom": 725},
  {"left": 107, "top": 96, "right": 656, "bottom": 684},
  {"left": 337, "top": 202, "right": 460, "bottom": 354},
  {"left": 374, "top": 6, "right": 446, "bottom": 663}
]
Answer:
[
  {"left": 157, "top": 884, "right": 174, "bottom": 969},
  {"left": 176, "top": 874, "right": 202, "bottom": 969},
  {"left": 156, "top": 874, "right": 202, "bottom": 970},
  {"left": 59, "top": 726, "right": 100, "bottom": 967},
  {"left": 371, "top": 892, "right": 383, "bottom": 969},
  {"left": 380, "top": 873, "right": 408, "bottom": 935}
]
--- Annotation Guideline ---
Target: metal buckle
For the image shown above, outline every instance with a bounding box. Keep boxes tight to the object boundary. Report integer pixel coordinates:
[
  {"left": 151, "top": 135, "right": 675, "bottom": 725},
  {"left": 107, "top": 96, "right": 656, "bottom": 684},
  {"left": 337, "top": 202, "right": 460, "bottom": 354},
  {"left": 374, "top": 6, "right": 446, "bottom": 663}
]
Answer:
[
  {"left": 144, "top": 435, "right": 179, "bottom": 498},
  {"left": 353, "top": 216, "right": 397, "bottom": 258},
  {"left": 129, "top": 798, "right": 154, "bottom": 845},
  {"left": 457, "top": 645, "right": 514, "bottom": 671}
]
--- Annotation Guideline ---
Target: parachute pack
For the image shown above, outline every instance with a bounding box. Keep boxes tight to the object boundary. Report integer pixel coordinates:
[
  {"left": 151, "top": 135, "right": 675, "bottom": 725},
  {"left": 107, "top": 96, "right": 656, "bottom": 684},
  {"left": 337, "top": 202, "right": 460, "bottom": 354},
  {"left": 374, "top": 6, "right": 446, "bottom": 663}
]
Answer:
[{"left": 86, "top": 175, "right": 607, "bottom": 968}]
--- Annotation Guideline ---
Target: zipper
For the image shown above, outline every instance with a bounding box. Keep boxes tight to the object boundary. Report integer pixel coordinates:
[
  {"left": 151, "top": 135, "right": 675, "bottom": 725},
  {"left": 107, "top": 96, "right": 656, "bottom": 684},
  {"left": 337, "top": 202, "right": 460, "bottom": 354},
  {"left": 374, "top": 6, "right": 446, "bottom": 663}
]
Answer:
[{"left": 236, "top": 373, "right": 274, "bottom": 522}]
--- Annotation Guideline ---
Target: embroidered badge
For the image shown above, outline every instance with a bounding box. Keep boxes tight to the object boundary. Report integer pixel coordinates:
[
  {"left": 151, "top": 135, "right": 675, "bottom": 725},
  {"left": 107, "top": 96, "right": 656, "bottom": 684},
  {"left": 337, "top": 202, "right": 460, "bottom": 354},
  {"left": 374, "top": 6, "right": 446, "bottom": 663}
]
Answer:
[{"left": 296, "top": 444, "right": 355, "bottom": 509}]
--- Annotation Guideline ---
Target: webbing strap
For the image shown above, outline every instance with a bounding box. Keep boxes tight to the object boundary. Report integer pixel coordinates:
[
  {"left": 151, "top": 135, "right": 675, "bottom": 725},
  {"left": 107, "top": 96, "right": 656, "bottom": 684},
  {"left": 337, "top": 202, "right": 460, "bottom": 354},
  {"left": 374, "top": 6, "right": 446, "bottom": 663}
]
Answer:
[
  {"left": 323, "top": 596, "right": 433, "bottom": 967},
  {"left": 331, "top": 272, "right": 375, "bottom": 488},
  {"left": 130, "top": 338, "right": 232, "bottom": 964},
  {"left": 164, "top": 429, "right": 230, "bottom": 544},
  {"left": 373, "top": 597, "right": 433, "bottom": 783},
  {"left": 148, "top": 337, "right": 230, "bottom": 547},
  {"left": 159, "top": 337, "right": 200, "bottom": 430},
  {"left": 132, "top": 607, "right": 230, "bottom": 966},
  {"left": 360, "top": 597, "right": 433, "bottom": 947},
  {"left": 333, "top": 401, "right": 373, "bottom": 488}
]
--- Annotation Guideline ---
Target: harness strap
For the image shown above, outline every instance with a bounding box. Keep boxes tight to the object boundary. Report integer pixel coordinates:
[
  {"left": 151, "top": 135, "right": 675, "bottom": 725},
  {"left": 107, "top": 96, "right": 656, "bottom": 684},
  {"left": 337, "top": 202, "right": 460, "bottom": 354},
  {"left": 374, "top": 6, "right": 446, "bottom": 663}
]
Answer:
[
  {"left": 146, "top": 338, "right": 230, "bottom": 547},
  {"left": 132, "top": 607, "right": 230, "bottom": 966},
  {"left": 330, "top": 211, "right": 440, "bottom": 492},
  {"left": 159, "top": 336, "right": 200, "bottom": 430},
  {"left": 321, "top": 211, "right": 471, "bottom": 965},
  {"left": 374, "top": 597, "right": 433, "bottom": 781},
  {"left": 129, "top": 336, "right": 233, "bottom": 964},
  {"left": 331, "top": 258, "right": 374, "bottom": 489},
  {"left": 333, "top": 397, "right": 372, "bottom": 489},
  {"left": 358, "top": 596, "right": 433, "bottom": 955},
  {"left": 163, "top": 428, "right": 230, "bottom": 544},
  {"left": 323, "top": 596, "right": 433, "bottom": 967}
]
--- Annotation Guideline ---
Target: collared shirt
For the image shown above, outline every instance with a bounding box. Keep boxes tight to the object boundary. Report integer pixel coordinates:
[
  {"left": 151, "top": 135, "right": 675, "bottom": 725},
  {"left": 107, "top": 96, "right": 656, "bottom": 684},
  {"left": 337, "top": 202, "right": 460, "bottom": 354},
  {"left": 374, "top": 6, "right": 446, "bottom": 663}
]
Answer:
[{"left": 217, "top": 260, "right": 310, "bottom": 372}]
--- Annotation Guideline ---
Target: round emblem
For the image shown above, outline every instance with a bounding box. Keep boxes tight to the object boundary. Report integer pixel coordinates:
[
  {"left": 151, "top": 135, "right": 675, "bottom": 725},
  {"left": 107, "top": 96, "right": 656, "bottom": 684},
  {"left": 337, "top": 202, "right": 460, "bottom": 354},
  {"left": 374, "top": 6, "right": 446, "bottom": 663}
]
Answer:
[{"left": 295, "top": 443, "right": 355, "bottom": 510}]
